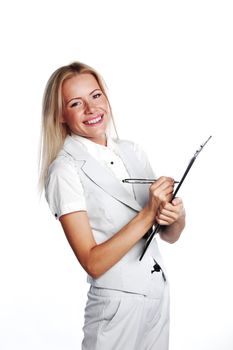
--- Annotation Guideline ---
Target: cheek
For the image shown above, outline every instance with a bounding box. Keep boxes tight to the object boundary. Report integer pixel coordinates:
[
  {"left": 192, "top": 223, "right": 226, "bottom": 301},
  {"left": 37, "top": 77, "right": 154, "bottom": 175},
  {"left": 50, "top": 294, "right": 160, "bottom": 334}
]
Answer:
[
  {"left": 63, "top": 110, "right": 82, "bottom": 124},
  {"left": 100, "top": 96, "right": 110, "bottom": 111},
  {"left": 104, "top": 102, "right": 111, "bottom": 116}
]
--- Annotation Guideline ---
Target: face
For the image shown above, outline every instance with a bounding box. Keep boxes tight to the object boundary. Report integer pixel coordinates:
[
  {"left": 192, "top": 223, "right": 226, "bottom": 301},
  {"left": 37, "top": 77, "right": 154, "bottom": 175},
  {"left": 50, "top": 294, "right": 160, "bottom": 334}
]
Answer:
[{"left": 61, "top": 73, "right": 110, "bottom": 145}]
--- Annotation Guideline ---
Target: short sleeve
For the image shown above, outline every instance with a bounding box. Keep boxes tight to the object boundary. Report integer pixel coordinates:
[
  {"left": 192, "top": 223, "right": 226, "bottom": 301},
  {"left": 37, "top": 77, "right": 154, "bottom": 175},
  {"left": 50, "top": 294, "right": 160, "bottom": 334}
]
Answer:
[{"left": 45, "top": 156, "right": 87, "bottom": 220}]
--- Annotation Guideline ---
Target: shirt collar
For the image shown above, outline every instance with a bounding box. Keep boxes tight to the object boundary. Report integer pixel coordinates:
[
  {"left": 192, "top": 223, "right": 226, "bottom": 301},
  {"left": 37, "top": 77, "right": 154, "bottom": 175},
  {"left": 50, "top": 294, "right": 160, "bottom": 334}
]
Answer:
[{"left": 70, "top": 133, "right": 119, "bottom": 159}]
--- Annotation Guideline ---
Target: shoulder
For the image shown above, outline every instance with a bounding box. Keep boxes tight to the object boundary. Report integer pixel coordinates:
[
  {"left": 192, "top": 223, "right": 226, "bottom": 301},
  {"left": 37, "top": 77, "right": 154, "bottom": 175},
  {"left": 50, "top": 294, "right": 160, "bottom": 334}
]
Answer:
[
  {"left": 47, "top": 152, "right": 76, "bottom": 180},
  {"left": 45, "top": 152, "right": 80, "bottom": 196},
  {"left": 45, "top": 152, "right": 86, "bottom": 219}
]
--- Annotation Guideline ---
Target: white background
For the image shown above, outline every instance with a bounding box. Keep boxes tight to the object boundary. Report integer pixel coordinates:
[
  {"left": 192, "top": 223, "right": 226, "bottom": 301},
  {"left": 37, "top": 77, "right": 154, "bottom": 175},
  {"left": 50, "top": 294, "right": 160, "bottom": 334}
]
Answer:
[{"left": 0, "top": 0, "right": 233, "bottom": 349}]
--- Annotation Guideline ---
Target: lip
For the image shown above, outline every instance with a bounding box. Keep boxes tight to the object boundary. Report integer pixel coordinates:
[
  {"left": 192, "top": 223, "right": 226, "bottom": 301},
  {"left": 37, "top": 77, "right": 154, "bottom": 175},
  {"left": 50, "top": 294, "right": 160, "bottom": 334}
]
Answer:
[{"left": 83, "top": 114, "right": 104, "bottom": 126}]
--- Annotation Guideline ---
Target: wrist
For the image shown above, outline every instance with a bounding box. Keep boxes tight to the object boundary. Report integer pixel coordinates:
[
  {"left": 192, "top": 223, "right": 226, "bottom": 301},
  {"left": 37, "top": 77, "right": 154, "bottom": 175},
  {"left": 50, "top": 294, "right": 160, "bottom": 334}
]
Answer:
[{"left": 141, "top": 205, "right": 156, "bottom": 225}]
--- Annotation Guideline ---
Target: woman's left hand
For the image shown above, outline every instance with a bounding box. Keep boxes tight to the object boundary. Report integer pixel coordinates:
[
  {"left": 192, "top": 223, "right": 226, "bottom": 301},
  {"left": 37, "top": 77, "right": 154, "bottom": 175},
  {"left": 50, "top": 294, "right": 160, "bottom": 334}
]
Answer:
[{"left": 155, "top": 197, "right": 185, "bottom": 226}]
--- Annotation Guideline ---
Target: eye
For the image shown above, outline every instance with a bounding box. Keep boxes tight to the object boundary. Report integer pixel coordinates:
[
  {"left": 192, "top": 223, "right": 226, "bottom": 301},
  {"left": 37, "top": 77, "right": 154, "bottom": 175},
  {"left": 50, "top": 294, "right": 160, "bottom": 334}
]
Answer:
[
  {"left": 93, "top": 92, "right": 102, "bottom": 99},
  {"left": 70, "top": 100, "right": 82, "bottom": 108}
]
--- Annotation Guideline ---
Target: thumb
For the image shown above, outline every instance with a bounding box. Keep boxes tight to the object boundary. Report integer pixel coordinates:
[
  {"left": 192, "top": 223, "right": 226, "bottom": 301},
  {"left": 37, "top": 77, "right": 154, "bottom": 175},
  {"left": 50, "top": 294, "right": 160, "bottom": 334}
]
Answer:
[{"left": 172, "top": 197, "right": 182, "bottom": 206}]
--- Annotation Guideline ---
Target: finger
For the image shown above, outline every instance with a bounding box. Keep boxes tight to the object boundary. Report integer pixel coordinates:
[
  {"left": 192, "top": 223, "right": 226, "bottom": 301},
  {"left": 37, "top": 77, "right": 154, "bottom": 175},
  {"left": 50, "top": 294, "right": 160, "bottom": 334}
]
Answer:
[
  {"left": 159, "top": 202, "right": 185, "bottom": 222},
  {"left": 155, "top": 215, "right": 173, "bottom": 225},
  {"left": 150, "top": 189, "right": 174, "bottom": 206},
  {"left": 156, "top": 186, "right": 174, "bottom": 199},
  {"left": 162, "top": 206, "right": 183, "bottom": 220},
  {"left": 159, "top": 202, "right": 176, "bottom": 212},
  {"left": 162, "top": 200, "right": 183, "bottom": 211},
  {"left": 156, "top": 220, "right": 170, "bottom": 226},
  {"left": 157, "top": 208, "right": 178, "bottom": 221},
  {"left": 151, "top": 185, "right": 174, "bottom": 199},
  {"left": 156, "top": 176, "right": 174, "bottom": 184},
  {"left": 150, "top": 176, "right": 174, "bottom": 190},
  {"left": 154, "top": 182, "right": 175, "bottom": 196}
]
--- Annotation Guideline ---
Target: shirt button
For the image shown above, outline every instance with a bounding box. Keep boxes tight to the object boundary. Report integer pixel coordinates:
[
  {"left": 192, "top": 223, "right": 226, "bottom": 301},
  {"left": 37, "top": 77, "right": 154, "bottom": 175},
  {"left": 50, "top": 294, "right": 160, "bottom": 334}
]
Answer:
[{"left": 110, "top": 161, "right": 114, "bottom": 164}]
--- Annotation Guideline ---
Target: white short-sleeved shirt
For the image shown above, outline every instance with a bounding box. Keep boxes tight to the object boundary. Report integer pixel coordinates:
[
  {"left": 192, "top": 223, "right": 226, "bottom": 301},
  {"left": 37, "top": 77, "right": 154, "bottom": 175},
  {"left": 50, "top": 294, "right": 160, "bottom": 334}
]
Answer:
[{"left": 45, "top": 133, "right": 150, "bottom": 220}]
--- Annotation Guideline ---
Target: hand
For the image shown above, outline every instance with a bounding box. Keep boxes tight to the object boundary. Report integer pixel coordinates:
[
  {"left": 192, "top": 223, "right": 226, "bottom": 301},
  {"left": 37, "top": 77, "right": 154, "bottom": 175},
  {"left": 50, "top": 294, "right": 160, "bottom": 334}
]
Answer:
[
  {"left": 147, "top": 176, "right": 175, "bottom": 217},
  {"left": 155, "top": 197, "right": 185, "bottom": 226}
]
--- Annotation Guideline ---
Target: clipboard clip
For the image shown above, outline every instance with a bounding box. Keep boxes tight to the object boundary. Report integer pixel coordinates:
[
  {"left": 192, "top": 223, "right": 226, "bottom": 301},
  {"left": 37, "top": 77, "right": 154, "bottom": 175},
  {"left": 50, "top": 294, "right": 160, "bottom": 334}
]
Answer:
[{"left": 194, "top": 135, "right": 212, "bottom": 158}]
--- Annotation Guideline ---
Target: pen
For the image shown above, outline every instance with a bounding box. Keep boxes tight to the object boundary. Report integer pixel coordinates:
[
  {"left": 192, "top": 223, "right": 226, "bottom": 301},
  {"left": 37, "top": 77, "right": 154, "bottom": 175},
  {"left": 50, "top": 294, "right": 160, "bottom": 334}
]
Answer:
[{"left": 122, "top": 178, "right": 179, "bottom": 184}]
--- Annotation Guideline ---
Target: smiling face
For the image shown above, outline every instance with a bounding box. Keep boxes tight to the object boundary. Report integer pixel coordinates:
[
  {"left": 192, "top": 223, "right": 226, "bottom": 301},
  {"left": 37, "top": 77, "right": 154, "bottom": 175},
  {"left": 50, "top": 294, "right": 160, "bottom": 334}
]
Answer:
[{"left": 61, "top": 73, "right": 110, "bottom": 145}]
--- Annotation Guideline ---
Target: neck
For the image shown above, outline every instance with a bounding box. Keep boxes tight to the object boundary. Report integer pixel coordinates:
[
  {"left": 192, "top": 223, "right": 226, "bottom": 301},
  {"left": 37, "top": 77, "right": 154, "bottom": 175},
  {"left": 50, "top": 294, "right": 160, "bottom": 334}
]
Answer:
[{"left": 90, "top": 134, "right": 107, "bottom": 146}]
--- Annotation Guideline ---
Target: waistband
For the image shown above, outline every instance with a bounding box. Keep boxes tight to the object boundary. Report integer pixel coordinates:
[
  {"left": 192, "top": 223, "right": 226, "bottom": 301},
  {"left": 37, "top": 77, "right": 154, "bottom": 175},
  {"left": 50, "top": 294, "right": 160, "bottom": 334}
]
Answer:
[{"left": 89, "top": 268, "right": 167, "bottom": 300}]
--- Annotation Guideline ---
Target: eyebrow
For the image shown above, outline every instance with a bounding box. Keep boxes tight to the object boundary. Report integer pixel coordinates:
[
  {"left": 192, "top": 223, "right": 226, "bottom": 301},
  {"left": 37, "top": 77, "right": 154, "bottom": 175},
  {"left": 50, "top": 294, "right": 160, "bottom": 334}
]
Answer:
[{"left": 66, "top": 89, "right": 101, "bottom": 105}]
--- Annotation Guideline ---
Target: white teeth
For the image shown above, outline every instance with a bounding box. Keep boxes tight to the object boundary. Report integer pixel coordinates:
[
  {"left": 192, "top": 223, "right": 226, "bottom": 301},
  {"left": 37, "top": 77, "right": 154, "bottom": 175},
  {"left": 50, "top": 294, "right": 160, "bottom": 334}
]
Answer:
[{"left": 85, "top": 116, "right": 102, "bottom": 125}]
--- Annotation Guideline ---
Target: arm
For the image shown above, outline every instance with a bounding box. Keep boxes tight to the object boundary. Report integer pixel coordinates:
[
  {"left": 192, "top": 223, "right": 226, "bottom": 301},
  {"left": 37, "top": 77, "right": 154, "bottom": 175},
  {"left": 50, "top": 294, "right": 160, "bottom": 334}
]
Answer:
[
  {"left": 59, "top": 176, "right": 174, "bottom": 279},
  {"left": 60, "top": 207, "right": 154, "bottom": 279}
]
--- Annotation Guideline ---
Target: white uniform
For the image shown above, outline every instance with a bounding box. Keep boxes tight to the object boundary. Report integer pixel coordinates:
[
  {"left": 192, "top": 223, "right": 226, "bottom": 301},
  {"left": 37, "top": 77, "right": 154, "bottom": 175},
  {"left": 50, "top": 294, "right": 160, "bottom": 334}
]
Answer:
[{"left": 45, "top": 134, "right": 170, "bottom": 350}]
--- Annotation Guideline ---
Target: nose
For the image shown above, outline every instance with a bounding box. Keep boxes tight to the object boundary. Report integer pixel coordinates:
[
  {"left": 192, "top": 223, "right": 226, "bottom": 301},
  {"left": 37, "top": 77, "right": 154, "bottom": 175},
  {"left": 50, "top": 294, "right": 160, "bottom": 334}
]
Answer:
[{"left": 83, "top": 100, "right": 95, "bottom": 114}]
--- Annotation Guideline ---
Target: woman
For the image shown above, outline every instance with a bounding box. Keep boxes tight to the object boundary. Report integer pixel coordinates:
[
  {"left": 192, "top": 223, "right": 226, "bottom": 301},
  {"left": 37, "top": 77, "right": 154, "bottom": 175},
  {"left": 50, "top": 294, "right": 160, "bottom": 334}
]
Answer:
[{"left": 39, "top": 61, "right": 185, "bottom": 350}]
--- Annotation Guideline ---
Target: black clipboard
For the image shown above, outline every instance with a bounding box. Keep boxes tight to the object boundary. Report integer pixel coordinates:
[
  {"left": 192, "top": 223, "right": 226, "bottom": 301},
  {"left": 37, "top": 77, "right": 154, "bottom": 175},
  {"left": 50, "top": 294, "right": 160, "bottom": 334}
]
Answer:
[{"left": 139, "top": 136, "right": 212, "bottom": 261}]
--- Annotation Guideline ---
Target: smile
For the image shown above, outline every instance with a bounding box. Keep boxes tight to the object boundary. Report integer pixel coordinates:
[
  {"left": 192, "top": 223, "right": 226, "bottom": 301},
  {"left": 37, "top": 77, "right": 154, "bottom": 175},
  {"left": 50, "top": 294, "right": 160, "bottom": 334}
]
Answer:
[{"left": 83, "top": 114, "right": 103, "bottom": 126}]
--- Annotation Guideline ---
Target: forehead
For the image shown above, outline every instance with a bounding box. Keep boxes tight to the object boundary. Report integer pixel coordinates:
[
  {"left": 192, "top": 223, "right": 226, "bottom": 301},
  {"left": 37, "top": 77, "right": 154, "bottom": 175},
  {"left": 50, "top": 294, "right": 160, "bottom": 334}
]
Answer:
[{"left": 62, "top": 73, "right": 100, "bottom": 99}]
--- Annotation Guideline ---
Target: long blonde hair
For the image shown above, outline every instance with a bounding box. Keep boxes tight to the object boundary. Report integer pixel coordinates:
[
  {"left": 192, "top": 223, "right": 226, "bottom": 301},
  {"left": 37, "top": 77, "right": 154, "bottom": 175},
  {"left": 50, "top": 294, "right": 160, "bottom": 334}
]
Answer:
[{"left": 38, "top": 61, "right": 118, "bottom": 192}]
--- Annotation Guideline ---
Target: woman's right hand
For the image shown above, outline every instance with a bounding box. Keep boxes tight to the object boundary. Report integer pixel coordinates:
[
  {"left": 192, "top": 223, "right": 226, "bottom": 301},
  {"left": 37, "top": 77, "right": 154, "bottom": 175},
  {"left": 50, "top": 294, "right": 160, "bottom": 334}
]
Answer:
[{"left": 146, "top": 176, "right": 175, "bottom": 218}]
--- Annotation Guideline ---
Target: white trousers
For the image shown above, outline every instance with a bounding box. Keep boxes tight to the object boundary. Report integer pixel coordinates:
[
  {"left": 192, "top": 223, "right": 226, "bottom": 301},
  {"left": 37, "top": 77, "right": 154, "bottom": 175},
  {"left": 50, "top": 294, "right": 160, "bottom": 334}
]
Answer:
[{"left": 82, "top": 269, "right": 170, "bottom": 350}]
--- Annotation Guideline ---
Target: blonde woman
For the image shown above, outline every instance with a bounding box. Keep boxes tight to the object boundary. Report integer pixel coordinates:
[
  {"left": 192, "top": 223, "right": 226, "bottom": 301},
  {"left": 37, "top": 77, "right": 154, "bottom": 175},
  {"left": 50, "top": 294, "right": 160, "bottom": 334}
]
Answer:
[{"left": 39, "top": 62, "right": 185, "bottom": 350}]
